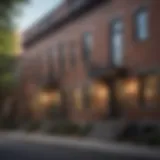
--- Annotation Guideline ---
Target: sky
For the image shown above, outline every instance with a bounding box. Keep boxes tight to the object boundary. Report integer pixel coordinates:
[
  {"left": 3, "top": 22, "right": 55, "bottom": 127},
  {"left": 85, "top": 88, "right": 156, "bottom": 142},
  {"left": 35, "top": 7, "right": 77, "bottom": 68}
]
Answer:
[{"left": 17, "top": 0, "right": 63, "bottom": 31}]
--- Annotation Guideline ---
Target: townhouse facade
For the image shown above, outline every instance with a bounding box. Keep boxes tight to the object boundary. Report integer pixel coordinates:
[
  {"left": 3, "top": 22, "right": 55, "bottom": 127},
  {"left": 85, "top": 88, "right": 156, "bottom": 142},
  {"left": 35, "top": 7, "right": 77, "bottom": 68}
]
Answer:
[{"left": 21, "top": 0, "right": 160, "bottom": 122}]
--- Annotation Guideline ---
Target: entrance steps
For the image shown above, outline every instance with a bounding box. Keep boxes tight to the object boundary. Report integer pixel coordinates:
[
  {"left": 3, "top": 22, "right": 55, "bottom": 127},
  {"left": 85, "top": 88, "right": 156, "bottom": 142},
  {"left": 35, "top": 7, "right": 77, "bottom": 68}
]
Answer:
[{"left": 88, "top": 120, "right": 127, "bottom": 141}]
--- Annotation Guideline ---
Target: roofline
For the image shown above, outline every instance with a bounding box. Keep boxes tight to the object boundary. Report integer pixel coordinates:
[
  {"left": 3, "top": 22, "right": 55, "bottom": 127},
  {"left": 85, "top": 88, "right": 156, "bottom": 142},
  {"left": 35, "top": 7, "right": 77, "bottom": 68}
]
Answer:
[{"left": 23, "top": 0, "right": 109, "bottom": 48}]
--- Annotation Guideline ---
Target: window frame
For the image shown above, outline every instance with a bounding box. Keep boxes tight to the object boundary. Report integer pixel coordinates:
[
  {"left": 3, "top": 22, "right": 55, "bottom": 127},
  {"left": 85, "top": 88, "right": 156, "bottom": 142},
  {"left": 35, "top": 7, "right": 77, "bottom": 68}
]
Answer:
[
  {"left": 134, "top": 7, "right": 149, "bottom": 41},
  {"left": 109, "top": 18, "right": 124, "bottom": 67},
  {"left": 82, "top": 32, "right": 93, "bottom": 64}
]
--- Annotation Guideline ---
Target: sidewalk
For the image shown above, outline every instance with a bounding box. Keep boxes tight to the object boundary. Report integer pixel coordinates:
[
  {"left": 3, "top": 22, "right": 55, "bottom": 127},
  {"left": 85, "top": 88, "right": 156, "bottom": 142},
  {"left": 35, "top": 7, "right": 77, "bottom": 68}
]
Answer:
[{"left": 0, "top": 131, "right": 160, "bottom": 158}]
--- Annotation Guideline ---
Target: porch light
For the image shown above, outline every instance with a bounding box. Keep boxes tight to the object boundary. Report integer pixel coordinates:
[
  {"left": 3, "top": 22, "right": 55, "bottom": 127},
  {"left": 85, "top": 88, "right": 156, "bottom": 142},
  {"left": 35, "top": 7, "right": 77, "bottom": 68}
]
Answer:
[
  {"left": 39, "top": 90, "right": 61, "bottom": 107},
  {"left": 96, "top": 85, "right": 109, "bottom": 99},
  {"left": 93, "top": 82, "right": 109, "bottom": 99},
  {"left": 91, "top": 82, "right": 109, "bottom": 109},
  {"left": 124, "top": 79, "right": 139, "bottom": 95}
]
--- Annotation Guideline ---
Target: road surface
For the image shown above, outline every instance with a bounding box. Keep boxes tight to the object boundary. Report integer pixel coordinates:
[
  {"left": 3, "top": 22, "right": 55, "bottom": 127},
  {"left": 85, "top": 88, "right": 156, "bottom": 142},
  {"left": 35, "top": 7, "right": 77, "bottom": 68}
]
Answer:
[
  {"left": 0, "top": 139, "right": 115, "bottom": 160},
  {"left": 0, "top": 136, "right": 159, "bottom": 160}
]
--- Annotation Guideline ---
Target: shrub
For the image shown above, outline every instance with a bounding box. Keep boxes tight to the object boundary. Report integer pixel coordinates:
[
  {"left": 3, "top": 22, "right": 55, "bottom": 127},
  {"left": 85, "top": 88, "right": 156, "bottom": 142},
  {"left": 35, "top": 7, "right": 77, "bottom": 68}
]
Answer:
[
  {"left": 148, "top": 134, "right": 160, "bottom": 146},
  {"left": 48, "top": 121, "right": 78, "bottom": 135},
  {"left": 117, "top": 122, "right": 160, "bottom": 146},
  {"left": 78, "top": 124, "right": 93, "bottom": 136},
  {"left": 25, "top": 120, "right": 41, "bottom": 132},
  {"left": 117, "top": 123, "right": 140, "bottom": 141},
  {"left": 47, "top": 121, "right": 92, "bottom": 137},
  {"left": 0, "top": 118, "right": 18, "bottom": 130},
  {"left": 46, "top": 105, "right": 62, "bottom": 121}
]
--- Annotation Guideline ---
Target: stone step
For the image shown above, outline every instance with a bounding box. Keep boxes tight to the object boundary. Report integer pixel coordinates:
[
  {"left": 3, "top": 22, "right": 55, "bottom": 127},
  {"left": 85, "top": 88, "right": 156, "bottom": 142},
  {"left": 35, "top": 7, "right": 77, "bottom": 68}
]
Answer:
[{"left": 88, "top": 120, "right": 127, "bottom": 141}]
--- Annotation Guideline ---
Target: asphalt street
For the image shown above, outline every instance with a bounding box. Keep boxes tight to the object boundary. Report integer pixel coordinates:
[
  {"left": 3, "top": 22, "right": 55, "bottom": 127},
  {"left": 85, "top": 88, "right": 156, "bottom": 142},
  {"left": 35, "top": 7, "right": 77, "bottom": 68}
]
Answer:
[
  {"left": 0, "top": 139, "right": 112, "bottom": 160},
  {"left": 0, "top": 138, "right": 159, "bottom": 160}
]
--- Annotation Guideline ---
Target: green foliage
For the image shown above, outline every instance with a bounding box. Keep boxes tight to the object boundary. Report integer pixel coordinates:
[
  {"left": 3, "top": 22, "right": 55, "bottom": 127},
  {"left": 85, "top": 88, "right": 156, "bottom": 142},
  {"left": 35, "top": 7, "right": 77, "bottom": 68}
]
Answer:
[
  {"left": 47, "top": 121, "right": 92, "bottom": 137},
  {"left": 25, "top": 120, "right": 42, "bottom": 132},
  {"left": 47, "top": 105, "right": 61, "bottom": 121},
  {"left": 0, "top": 29, "right": 16, "bottom": 54},
  {"left": 0, "top": 116, "right": 18, "bottom": 130},
  {"left": 0, "top": 53, "right": 17, "bottom": 96},
  {"left": 117, "top": 123, "right": 160, "bottom": 146},
  {"left": 0, "top": 0, "right": 29, "bottom": 29},
  {"left": 78, "top": 124, "right": 93, "bottom": 136},
  {"left": 0, "top": 0, "right": 29, "bottom": 54}
]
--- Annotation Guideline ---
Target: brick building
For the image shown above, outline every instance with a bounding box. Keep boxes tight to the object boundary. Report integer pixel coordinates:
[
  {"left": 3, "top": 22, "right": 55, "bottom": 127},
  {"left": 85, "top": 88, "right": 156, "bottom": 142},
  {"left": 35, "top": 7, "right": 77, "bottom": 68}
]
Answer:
[{"left": 21, "top": 0, "right": 160, "bottom": 122}]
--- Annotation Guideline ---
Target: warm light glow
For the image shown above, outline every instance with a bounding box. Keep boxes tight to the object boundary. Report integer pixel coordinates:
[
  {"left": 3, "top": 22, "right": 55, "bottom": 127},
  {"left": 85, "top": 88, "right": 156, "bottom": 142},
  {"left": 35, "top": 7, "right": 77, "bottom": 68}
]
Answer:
[
  {"left": 93, "top": 83, "right": 109, "bottom": 99},
  {"left": 145, "top": 89, "right": 154, "bottom": 98},
  {"left": 96, "top": 86, "right": 109, "bottom": 99},
  {"left": 52, "top": 92, "right": 61, "bottom": 104},
  {"left": 125, "top": 79, "right": 138, "bottom": 95},
  {"left": 91, "top": 82, "right": 109, "bottom": 110},
  {"left": 74, "top": 88, "right": 83, "bottom": 110},
  {"left": 40, "top": 93, "right": 49, "bottom": 104},
  {"left": 39, "top": 91, "right": 61, "bottom": 106},
  {"left": 144, "top": 76, "right": 158, "bottom": 99}
]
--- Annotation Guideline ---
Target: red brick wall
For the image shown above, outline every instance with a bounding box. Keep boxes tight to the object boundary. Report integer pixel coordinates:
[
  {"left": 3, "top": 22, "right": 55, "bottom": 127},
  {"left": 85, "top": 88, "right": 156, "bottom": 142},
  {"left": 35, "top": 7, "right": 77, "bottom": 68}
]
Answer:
[
  {"left": 22, "top": 0, "right": 160, "bottom": 121},
  {"left": 24, "top": 0, "right": 160, "bottom": 84}
]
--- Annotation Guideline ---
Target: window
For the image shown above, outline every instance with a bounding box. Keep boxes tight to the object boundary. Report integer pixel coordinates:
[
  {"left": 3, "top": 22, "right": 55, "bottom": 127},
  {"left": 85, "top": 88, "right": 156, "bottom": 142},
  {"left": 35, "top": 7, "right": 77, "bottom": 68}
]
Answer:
[
  {"left": 82, "top": 32, "right": 93, "bottom": 64},
  {"left": 58, "top": 44, "right": 65, "bottom": 73},
  {"left": 135, "top": 8, "right": 149, "bottom": 41},
  {"left": 110, "top": 19, "right": 124, "bottom": 66},
  {"left": 70, "top": 42, "right": 76, "bottom": 66}
]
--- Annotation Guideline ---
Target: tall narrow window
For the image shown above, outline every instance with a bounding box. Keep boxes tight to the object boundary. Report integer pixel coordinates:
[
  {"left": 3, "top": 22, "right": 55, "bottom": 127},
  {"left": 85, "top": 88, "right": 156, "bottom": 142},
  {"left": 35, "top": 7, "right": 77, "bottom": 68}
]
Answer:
[
  {"left": 82, "top": 32, "right": 93, "bottom": 64},
  {"left": 110, "top": 19, "right": 124, "bottom": 67},
  {"left": 135, "top": 8, "right": 149, "bottom": 41},
  {"left": 58, "top": 44, "right": 65, "bottom": 73}
]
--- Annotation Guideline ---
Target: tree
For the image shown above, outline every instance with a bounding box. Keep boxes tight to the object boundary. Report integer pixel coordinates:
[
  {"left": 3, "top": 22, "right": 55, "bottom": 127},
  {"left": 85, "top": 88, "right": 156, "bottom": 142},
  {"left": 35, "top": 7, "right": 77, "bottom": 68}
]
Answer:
[
  {"left": 0, "top": 0, "right": 29, "bottom": 53},
  {"left": 0, "top": 54, "right": 17, "bottom": 96},
  {"left": 0, "top": 29, "right": 15, "bottom": 54},
  {"left": 0, "top": 0, "right": 29, "bottom": 29},
  {"left": 0, "top": 53, "right": 17, "bottom": 126},
  {"left": 0, "top": 0, "right": 29, "bottom": 98},
  {"left": 0, "top": 0, "right": 29, "bottom": 128},
  {"left": 0, "top": 0, "right": 29, "bottom": 92}
]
